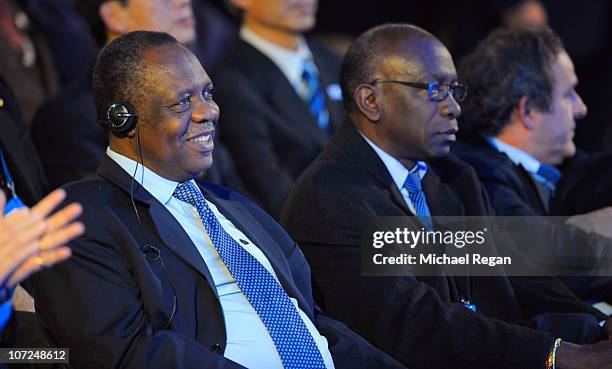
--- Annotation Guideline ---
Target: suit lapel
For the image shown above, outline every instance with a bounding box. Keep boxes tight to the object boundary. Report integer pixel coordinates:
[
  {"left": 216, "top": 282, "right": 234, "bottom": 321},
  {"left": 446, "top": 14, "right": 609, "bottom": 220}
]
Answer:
[
  {"left": 237, "top": 40, "right": 330, "bottom": 148},
  {"left": 201, "top": 189, "right": 310, "bottom": 310},
  {"left": 486, "top": 144, "right": 549, "bottom": 215},
  {"left": 269, "top": 80, "right": 328, "bottom": 143},
  {"left": 335, "top": 121, "right": 392, "bottom": 185},
  {"left": 388, "top": 183, "right": 412, "bottom": 215},
  {"left": 149, "top": 202, "right": 219, "bottom": 298},
  {"left": 516, "top": 164, "right": 549, "bottom": 214},
  {"left": 422, "top": 168, "right": 465, "bottom": 217},
  {"left": 97, "top": 157, "right": 220, "bottom": 297},
  {"left": 336, "top": 121, "right": 430, "bottom": 231},
  {"left": 421, "top": 164, "right": 471, "bottom": 291},
  {"left": 336, "top": 120, "right": 472, "bottom": 290}
]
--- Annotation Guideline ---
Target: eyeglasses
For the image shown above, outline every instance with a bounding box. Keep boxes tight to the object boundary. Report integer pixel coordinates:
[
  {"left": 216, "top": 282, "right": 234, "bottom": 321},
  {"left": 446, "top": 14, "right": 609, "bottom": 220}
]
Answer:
[{"left": 370, "top": 79, "right": 467, "bottom": 103}]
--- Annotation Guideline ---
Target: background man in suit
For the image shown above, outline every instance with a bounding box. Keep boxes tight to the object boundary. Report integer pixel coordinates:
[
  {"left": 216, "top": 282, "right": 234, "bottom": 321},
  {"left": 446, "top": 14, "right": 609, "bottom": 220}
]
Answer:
[
  {"left": 281, "top": 23, "right": 612, "bottom": 369},
  {"left": 452, "top": 26, "right": 612, "bottom": 303},
  {"left": 30, "top": 0, "right": 248, "bottom": 195},
  {"left": 213, "top": 0, "right": 344, "bottom": 218},
  {"left": 454, "top": 26, "right": 587, "bottom": 216},
  {"left": 32, "top": 30, "right": 404, "bottom": 369}
]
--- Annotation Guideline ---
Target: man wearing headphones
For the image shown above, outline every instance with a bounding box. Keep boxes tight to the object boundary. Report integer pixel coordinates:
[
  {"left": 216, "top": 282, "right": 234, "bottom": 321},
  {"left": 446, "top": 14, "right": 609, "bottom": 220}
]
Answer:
[
  {"left": 30, "top": 0, "right": 248, "bottom": 196},
  {"left": 31, "top": 31, "right": 404, "bottom": 369}
]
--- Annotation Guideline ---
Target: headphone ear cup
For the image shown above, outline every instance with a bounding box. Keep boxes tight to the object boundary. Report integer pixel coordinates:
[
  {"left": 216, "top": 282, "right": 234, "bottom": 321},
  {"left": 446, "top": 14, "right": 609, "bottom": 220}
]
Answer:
[{"left": 105, "top": 101, "right": 138, "bottom": 137}]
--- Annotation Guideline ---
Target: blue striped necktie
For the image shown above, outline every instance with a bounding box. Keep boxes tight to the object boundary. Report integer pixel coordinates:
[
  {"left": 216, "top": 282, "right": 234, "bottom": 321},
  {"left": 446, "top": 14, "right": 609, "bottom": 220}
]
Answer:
[
  {"left": 536, "top": 164, "right": 561, "bottom": 192},
  {"left": 302, "top": 59, "right": 330, "bottom": 133},
  {"left": 173, "top": 182, "right": 326, "bottom": 369},
  {"left": 403, "top": 172, "right": 434, "bottom": 231}
]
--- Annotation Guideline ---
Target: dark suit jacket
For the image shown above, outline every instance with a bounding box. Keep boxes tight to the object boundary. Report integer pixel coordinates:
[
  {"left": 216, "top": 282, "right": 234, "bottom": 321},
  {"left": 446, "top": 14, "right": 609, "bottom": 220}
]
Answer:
[
  {"left": 453, "top": 137, "right": 612, "bottom": 302},
  {"left": 30, "top": 74, "right": 251, "bottom": 195},
  {"left": 0, "top": 77, "right": 47, "bottom": 206},
  {"left": 213, "top": 39, "right": 344, "bottom": 218},
  {"left": 553, "top": 151, "right": 612, "bottom": 216},
  {"left": 452, "top": 137, "right": 554, "bottom": 217},
  {"left": 31, "top": 155, "right": 404, "bottom": 369},
  {"left": 281, "top": 120, "right": 606, "bottom": 369}
]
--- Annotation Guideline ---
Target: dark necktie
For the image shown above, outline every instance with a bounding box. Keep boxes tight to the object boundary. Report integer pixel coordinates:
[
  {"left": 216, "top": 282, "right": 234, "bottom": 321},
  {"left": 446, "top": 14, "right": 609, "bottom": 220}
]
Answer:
[{"left": 173, "top": 182, "right": 326, "bottom": 369}]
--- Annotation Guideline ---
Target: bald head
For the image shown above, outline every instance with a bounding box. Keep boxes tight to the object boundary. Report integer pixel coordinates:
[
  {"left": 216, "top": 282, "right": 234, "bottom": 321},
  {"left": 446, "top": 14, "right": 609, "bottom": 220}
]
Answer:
[{"left": 340, "top": 23, "right": 440, "bottom": 114}]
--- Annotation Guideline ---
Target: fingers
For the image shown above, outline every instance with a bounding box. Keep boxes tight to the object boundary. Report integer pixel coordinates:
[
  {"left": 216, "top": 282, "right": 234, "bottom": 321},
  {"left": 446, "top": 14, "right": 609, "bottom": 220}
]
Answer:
[
  {"left": 0, "top": 207, "right": 46, "bottom": 245},
  {"left": 5, "top": 246, "right": 72, "bottom": 289},
  {"left": 39, "top": 222, "right": 85, "bottom": 251},
  {"left": 0, "top": 189, "right": 67, "bottom": 239},
  {"left": 42, "top": 203, "right": 83, "bottom": 236},
  {"left": 0, "top": 193, "right": 82, "bottom": 253},
  {"left": 0, "top": 188, "right": 82, "bottom": 289},
  {"left": 30, "top": 189, "right": 67, "bottom": 219},
  {"left": 0, "top": 221, "right": 80, "bottom": 289},
  {"left": 0, "top": 237, "right": 43, "bottom": 289}
]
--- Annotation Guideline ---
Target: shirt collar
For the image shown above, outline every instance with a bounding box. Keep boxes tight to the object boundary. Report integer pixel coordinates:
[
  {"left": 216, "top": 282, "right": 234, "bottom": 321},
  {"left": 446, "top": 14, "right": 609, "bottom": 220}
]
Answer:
[
  {"left": 240, "top": 25, "right": 312, "bottom": 91},
  {"left": 359, "top": 132, "right": 427, "bottom": 191},
  {"left": 106, "top": 147, "right": 200, "bottom": 205},
  {"left": 487, "top": 136, "right": 541, "bottom": 175}
]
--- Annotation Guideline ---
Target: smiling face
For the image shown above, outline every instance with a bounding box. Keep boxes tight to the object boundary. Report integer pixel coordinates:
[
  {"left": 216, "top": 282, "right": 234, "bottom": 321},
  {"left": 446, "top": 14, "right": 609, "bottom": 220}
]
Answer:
[
  {"left": 134, "top": 45, "right": 219, "bottom": 181},
  {"left": 530, "top": 51, "right": 587, "bottom": 164},
  {"left": 374, "top": 37, "right": 461, "bottom": 167}
]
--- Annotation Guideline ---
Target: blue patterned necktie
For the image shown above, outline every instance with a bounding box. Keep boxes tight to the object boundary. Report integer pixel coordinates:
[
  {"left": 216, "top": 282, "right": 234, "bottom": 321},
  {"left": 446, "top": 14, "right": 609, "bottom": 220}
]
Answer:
[
  {"left": 403, "top": 171, "right": 434, "bottom": 231},
  {"left": 536, "top": 164, "right": 561, "bottom": 193},
  {"left": 173, "top": 182, "right": 326, "bottom": 369},
  {"left": 302, "top": 59, "right": 330, "bottom": 133}
]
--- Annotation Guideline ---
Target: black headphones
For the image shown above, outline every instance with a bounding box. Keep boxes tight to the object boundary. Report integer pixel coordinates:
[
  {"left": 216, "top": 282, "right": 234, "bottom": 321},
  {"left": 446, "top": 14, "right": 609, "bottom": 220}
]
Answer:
[{"left": 99, "top": 101, "right": 139, "bottom": 137}]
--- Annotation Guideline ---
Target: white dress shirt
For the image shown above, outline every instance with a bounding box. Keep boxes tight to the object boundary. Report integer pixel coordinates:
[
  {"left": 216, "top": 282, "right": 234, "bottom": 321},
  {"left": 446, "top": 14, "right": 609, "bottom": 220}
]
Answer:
[
  {"left": 240, "top": 25, "right": 314, "bottom": 99},
  {"left": 359, "top": 133, "right": 429, "bottom": 215},
  {"left": 106, "top": 148, "right": 335, "bottom": 369}
]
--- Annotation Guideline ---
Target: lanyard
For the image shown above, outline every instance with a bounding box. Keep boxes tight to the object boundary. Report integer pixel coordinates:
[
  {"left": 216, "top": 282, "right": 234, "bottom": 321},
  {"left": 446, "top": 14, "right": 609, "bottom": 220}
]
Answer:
[
  {"left": 0, "top": 150, "right": 25, "bottom": 214},
  {"left": 0, "top": 150, "right": 16, "bottom": 198}
]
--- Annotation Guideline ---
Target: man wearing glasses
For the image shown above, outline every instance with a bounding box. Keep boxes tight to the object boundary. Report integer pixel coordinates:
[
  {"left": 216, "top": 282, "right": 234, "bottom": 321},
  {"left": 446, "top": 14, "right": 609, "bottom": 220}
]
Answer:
[{"left": 281, "top": 23, "right": 612, "bottom": 369}]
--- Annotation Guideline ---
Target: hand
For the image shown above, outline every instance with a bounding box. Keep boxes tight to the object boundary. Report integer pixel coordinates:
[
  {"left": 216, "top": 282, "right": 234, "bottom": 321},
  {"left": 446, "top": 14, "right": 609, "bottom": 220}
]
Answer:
[{"left": 0, "top": 189, "right": 84, "bottom": 290}]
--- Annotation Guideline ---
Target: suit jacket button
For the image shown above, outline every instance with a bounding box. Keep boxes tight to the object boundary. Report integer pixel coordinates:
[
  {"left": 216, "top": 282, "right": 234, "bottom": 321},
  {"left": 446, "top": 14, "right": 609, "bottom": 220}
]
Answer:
[{"left": 209, "top": 343, "right": 222, "bottom": 353}]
